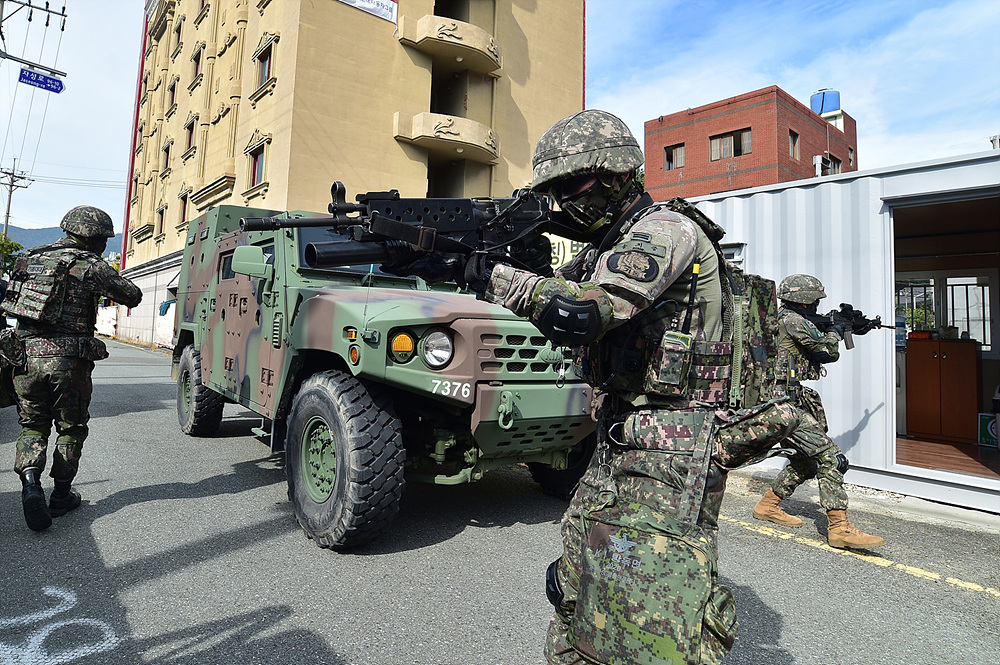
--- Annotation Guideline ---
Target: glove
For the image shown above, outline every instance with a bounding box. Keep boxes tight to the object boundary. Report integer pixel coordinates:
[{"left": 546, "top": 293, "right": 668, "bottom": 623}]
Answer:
[
  {"left": 463, "top": 253, "right": 497, "bottom": 296},
  {"left": 512, "top": 234, "right": 554, "bottom": 277},
  {"left": 828, "top": 323, "right": 849, "bottom": 338}
]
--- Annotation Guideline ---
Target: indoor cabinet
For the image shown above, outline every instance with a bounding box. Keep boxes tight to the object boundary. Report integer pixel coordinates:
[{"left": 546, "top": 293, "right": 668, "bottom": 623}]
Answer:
[{"left": 905, "top": 339, "right": 981, "bottom": 444}]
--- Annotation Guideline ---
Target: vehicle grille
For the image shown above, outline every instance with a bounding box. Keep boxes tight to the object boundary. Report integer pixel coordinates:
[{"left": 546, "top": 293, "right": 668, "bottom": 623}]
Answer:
[{"left": 479, "top": 333, "right": 556, "bottom": 376}]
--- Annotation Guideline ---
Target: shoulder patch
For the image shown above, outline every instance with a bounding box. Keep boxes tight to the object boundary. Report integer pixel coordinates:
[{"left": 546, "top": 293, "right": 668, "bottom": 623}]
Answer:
[{"left": 606, "top": 251, "right": 659, "bottom": 282}]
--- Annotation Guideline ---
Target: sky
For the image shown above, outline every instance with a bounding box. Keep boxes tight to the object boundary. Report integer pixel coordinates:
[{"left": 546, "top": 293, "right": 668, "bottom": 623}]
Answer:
[{"left": 0, "top": 0, "right": 997, "bottom": 232}]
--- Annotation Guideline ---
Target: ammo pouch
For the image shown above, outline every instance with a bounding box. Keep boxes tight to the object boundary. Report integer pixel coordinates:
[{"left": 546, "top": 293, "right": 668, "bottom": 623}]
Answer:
[
  {"left": 570, "top": 500, "right": 738, "bottom": 665},
  {"left": 0, "top": 327, "right": 26, "bottom": 368},
  {"left": 22, "top": 336, "right": 109, "bottom": 361},
  {"left": 2, "top": 249, "right": 72, "bottom": 323},
  {"left": 644, "top": 330, "right": 732, "bottom": 405}
]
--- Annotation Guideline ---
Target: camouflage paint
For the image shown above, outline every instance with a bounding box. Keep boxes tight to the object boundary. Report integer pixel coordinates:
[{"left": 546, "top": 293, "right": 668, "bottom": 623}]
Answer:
[{"left": 173, "top": 205, "right": 595, "bottom": 481}]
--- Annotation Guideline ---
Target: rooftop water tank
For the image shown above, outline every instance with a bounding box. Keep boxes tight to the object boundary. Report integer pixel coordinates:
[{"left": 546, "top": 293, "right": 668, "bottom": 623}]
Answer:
[{"left": 810, "top": 89, "right": 841, "bottom": 115}]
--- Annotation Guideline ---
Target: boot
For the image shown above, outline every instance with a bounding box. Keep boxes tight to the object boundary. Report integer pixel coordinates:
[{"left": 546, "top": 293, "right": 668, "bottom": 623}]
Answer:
[
  {"left": 20, "top": 468, "right": 52, "bottom": 532},
  {"left": 49, "top": 480, "right": 82, "bottom": 517},
  {"left": 827, "top": 509, "right": 885, "bottom": 549},
  {"left": 752, "top": 490, "right": 803, "bottom": 527}
]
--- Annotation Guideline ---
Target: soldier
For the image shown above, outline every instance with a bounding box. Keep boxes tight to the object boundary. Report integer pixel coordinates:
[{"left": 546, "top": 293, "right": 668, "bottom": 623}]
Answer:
[
  {"left": 466, "top": 109, "right": 812, "bottom": 665},
  {"left": 2, "top": 206, "right": 142, "bottom": 532},
  {"left": 751, "top": 274, "right": 884, "bottom": 549}
]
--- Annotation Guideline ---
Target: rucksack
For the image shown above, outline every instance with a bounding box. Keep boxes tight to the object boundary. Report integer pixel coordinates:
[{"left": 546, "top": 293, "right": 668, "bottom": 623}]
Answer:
[{"left": 2, "top": 246, "right": 75, "bottom": 323}]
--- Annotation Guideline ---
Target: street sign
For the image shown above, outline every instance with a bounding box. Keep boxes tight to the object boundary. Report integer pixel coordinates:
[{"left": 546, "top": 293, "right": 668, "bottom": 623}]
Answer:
[{"left": 18, "top": 67, "right": 65, "bottom": 94}]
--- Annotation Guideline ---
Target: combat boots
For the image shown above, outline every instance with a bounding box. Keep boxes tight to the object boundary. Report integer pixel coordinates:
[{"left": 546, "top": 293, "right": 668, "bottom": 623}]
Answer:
[
  {"left": 826, "top": 509, "right": 885, "bottom": 549},
  {"left": 752, "top": 490, "right": 803, "bottom": 527},
  {"left": 20, "top": 468, "right": 52, "bottom": 532},
  {"left": 49, "top": 480, "right": 82, "bottom": 517}
]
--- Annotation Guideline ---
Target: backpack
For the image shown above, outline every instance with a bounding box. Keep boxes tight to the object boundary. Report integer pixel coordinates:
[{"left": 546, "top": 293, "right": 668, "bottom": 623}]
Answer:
[{"left": 2, "top": 246, "right": 75, "bottom": 323}]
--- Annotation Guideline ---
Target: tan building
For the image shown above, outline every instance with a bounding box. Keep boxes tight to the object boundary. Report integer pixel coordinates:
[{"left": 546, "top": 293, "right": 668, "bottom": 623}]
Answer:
[{"left": 119, "top": 0, "right": 584, "bottom": 345}]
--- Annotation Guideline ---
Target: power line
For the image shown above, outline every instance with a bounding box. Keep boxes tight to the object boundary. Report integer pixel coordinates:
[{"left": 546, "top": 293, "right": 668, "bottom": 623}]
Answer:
[{"left": 1, "top": 157, "right": 32, "bottom": 269}]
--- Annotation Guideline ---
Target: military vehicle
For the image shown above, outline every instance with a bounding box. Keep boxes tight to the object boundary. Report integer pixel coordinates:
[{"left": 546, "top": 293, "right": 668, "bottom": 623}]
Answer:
[{"left": 172, "top": 204, "right": 595, "bottom": 549}]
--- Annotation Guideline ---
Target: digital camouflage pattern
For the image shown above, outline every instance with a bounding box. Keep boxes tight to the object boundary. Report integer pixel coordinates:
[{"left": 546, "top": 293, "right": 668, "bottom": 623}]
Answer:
[
  {"left": 3, "top": 235, "right": 142, "bottom": 481},
  {"left": 531, "top": 110, "right": 644, "bottom": 192},
  {"left": 59, "top": 205, "right": 116, "bottom": 239},
  {"left": 173, "top": 204, "right": 596, "bottom": 548},
  {"left": 774, "top": 308, "right": 841, "bottom": 383},
  {"left": 486, "top": 194, "right": 801, "bottom": 664},
  {"left": 776, "top": 273, "right": 826, "bottom": 305}
]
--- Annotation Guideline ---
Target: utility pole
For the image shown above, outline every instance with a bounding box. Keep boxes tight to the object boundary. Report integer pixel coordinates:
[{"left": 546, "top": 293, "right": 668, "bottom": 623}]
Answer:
[
  {"left": 1, "top": 158, "right": 32, "bottom": 274},
  {"left": 0, "top": 1, "right": 69, "bottom": 76}
]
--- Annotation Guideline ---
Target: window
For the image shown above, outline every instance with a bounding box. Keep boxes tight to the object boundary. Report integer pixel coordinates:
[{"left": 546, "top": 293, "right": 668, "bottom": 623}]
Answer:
[
  {"left": 249, "top": 145, "right": 265, "bottom": 187},
  {"left": 789, "top": 130, "right": 799, "bottom": 160},
  {"left": 192, "top": 47, "right": 203, "bottom": 79},
  {"left": 156, "top": 206, "right": 166, "bottom": 235},
  {"left": 185, "top": 120, "right": 196, "bottom": 150},
  {"left": 896, "top": 271, "right": 996, "bottom": 354},
  {"left": 710, "top": 128, "right": 752, "bottom": 161},
  {"left": 168, "top": 80, "right": 177, "bottom": 109},
  {"left": 178, "top": 192, "right": 188, "bottom": 227},
  {"left": 172, "top": 20, "right": 182, "bottom": 52},
  {"left": 829, "top": 155, "right": 842, "bottom": 174},
  {"left": 849, "top": 147, "right": 855, "bottom": 167},
  {"left": 162, "top": 142, "right": 171, "bottom": 170},
  {"left": 256, "top": 44, "right": 273, "bottom": 89},
  {"left": 663, "top": 143, "right": 685, "bottom": 171}
]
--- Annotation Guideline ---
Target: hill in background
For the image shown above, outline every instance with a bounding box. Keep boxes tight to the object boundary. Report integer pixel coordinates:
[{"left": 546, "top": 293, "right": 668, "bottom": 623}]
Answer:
[{"left": 2, "top": 226, "right": 124, "bottom": 256}]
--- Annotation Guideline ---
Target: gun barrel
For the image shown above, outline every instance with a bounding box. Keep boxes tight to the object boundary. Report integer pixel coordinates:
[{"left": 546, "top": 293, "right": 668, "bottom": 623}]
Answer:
[
  {"left": 304, "top": 239, "right": 414, "bottom": 269},
  {"left": 240, "top": 216, "right": 338, "bottom": 232}
]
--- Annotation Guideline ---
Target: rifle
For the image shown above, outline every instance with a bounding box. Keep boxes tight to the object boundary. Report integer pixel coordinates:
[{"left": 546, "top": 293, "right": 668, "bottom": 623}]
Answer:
[
  {"left": 239, "top": 181, "right": 559, "bottom": 282},
  {"left": 811, "top": 303, "right": 896, "bottom": 350}
]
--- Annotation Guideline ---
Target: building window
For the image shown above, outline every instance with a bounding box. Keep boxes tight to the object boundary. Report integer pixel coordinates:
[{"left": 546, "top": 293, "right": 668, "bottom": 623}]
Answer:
[
  {"left": 172, "top": 19, "right": 183, "bottom": 55},
  {"left": 178, "top": 192, "right": 189, "bottom": 227},
  {"left": 185, "top": 120, "right": 196, "bottom": 151},
  {"left": 192, "top": 46, "right": 203, "bottom": 80},
  {"left": 162, "top": 142, "right": 171, "bottom": 171},
  {"left": 249, "top": 145, "right": 265, "bottom": 186},
  {"left": 663, "top": 143, "right": 685, "bottom": 171},
  {"left": 789, "top": 130, "right": 799, "bottom": 160},
  {"left": 897, "top": 272, "right": 996, "bottom": 354},
  {"left": 156, "top": 206, "right": 166, "bottom": 235},
  {"left": 849, "top": 147, "right": 855, "bottom": 167},
  {"left": 710, "top": 128, "right": 752, "bottom": 161},
  {"left": 257, "top": 44, "right": 273, "bottom": 88},
  {"left": 829, "top": 155, "right": 842, "bottom": 174}
]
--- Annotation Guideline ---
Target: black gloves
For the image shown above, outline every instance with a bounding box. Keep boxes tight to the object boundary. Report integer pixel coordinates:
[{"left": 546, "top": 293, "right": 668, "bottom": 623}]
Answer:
[
  {"left": 463, "top": 254, "right": 496, "bottom": 296},
  {"left": 381, "top": 253, "right": 464, "bottom": 284}
]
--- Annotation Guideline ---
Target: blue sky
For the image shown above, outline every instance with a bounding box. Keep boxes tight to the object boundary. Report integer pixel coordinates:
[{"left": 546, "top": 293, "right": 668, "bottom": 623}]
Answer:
[{"left": 0, "top": 0, "right": 997, "bottom": 231}]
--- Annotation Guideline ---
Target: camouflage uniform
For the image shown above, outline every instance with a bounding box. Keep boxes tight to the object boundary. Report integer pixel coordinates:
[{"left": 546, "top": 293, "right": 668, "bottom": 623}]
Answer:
[
  {"left": 770, "top": 306, "right": 849, "bottom": 510},
  {"left": 3, "top": 206, "right": 141, "bottom": 531},
  {"left": 752, "top": 274, "right": 884, "bottom": 550},
  {"left": 482, "top": 110, "right": 805, "bottom": 665}
]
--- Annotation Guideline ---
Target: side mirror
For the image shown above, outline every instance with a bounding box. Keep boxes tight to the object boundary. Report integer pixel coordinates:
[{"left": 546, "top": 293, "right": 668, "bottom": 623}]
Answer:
[{"left": 232, "top": 245, "right": 273, "bottom": 279}]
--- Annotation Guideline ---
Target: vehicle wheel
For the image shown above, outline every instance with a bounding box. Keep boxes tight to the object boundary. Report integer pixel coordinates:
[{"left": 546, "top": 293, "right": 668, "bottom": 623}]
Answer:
[
  {"left": 285, "top": 369, "right": 405, "bottom": 549},
  {"left": 176, "top": 345, "right": 224, "bottom": 436},
  {"left": 529, "top": 432, "right": 598, "bottom": 501}
]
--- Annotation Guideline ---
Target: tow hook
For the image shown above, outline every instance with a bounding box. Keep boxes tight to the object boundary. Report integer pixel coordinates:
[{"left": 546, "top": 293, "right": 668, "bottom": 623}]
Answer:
[{"left": 498, "top": 390, "right": 516, "bottom": 430}]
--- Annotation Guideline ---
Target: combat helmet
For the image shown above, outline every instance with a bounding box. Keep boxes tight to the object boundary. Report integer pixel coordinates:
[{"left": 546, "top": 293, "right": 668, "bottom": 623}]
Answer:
[
  {"left": 778, "top": 274, "right": 827, "bottom": 304},
  {"left": 530, "top": 110, "right": 644, "bottom": 236},
  {"left": 60, "top": 205, "right": 115, "bottom": 239},
  {"left": 531, "top": 110, "right": 643, "bottom": 191}
]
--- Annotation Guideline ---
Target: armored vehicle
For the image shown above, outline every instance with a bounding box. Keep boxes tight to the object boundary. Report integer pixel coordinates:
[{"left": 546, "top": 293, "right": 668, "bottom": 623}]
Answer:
[{"left": 172, "top": 204, "right": 595, "bottom": 549}]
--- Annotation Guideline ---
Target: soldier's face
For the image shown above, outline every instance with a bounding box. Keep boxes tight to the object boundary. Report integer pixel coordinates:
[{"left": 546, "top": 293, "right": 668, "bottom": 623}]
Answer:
[{"left": 550, "top": 175, "right": 609, "bottom": 232}]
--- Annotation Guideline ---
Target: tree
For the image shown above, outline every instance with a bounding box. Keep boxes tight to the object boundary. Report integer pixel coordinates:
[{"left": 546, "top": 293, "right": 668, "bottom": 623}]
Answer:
[{"left": 0, "top": 236, "right": 24, "bottom": 277}]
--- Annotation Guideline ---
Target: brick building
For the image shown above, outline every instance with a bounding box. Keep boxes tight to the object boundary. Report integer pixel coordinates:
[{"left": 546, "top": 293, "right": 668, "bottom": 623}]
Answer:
[{"left": 644, "top": 85, "right": 858, "bottom": 199}]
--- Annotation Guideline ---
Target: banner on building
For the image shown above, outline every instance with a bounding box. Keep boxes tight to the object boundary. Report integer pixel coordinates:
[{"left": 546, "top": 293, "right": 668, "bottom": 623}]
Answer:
[{"left": 334, "top": 0, "right": 398, "bottom": 23}]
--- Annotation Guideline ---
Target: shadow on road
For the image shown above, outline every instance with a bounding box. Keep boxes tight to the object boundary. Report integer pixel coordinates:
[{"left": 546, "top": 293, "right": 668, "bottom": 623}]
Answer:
[{"left": 724, "top": 578, "right": 795, "bottom": 665}]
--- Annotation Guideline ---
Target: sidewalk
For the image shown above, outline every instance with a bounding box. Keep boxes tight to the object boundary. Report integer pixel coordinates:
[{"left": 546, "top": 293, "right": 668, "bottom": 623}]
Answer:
[{"left": 726, "top": 463, "right": 1000, "bottom": 534}]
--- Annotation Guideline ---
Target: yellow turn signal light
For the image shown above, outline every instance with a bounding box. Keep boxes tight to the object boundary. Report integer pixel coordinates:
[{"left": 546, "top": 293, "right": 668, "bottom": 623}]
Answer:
[{"left": 389, "top": 332, "right": 416, "bottom": 363}]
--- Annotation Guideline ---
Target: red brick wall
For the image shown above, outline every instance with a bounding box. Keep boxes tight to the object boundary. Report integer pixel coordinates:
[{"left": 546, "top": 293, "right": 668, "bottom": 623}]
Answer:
[{"left": 644, "top": 86, "right": 858, "bottom": 200}]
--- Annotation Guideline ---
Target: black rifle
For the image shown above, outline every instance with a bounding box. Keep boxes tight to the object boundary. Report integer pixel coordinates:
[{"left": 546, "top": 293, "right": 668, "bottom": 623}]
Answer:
[
  {"left": 810, "top": 303, "right": 896, "bottom": 350},
  {"left": 239, "top": 181, "right": 561, "bottom": 282}
]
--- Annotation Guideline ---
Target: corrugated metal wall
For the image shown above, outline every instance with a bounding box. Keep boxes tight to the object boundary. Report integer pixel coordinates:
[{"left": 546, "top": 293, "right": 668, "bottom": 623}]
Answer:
[{"left": 690, "top": 151, "right": 1000, "bottom": 511}]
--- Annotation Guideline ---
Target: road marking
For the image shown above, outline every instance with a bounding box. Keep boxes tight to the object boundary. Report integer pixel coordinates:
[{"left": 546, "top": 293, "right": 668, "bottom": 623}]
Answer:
[{"left": 720, "top": 515, "right": 1000, "bottom": 598}]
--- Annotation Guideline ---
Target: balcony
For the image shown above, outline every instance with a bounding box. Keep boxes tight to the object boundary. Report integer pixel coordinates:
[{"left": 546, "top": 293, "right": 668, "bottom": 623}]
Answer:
[
  {"left": 397, "top": 15, "right": 501, "bottom": 75},
  {"left": 394, "top": 112, "right": 499, "bottom": 164}
]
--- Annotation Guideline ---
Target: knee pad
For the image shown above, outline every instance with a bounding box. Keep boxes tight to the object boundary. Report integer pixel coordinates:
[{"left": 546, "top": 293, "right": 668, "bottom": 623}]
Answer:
[
  {"left": 835, "top": 453, "right": 849, "bottom": 474},
  {"left": 545, "top": 558, "right": 564, "bottom": 609}
]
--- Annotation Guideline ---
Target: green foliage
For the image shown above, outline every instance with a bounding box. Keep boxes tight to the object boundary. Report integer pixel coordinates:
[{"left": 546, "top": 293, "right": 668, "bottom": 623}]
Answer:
[{"left": 0, "top": 235, "right": 24, "bottom": 277}]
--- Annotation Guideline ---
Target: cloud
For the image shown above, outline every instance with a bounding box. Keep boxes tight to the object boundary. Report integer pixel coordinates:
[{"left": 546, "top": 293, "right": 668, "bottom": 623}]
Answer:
[{"left": 585, "top": 0, "right": 1000, "bottom": 169}]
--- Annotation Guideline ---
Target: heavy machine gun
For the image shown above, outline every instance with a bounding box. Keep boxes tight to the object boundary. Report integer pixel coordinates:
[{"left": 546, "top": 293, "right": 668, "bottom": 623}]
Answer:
[
  {"left": 810, "top": 303, "right": 896, "bottom": 349},
  {"left": 239, "top": 181, "right": 560, "bottom": 282}
]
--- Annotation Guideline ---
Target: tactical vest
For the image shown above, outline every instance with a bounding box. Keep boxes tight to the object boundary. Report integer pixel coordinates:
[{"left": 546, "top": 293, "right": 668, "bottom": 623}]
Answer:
[
  {"left": 2, "top": 244, "right": 95, "bottom": 327},
  {"left": 581, "top": 199, "right": 778, "bottom": 410},
  {"left": 773, "top": 309, "right": 823, "bottom": 386}
]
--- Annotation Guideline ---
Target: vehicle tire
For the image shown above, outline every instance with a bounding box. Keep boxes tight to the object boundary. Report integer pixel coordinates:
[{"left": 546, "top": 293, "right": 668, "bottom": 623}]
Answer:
[
  {"left": 176, "top": 345, "right": 224, "bottom": 436},
  {"left": 528, "top": 432, "right": 598, "bottom": 501},
  {"left": 285, "top": 369, "right": 405, "bottom": 549}
]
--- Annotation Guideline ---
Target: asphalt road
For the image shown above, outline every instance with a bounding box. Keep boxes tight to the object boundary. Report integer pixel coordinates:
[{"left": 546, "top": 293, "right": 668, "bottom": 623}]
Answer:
[{"left": 1, "top": 340, "right": 997, "bottom": 665}]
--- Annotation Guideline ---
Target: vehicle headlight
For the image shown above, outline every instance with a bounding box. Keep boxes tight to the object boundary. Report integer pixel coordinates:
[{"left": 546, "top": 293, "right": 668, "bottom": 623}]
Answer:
[{"left": 421, "top": 331, "right": 453, "bottom": 368}]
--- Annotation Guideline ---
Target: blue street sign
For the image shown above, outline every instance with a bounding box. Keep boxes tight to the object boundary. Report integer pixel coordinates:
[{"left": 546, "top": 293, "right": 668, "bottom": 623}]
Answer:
[{"left": 18, "top": 67, "right": 65, "bottom": 93}]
